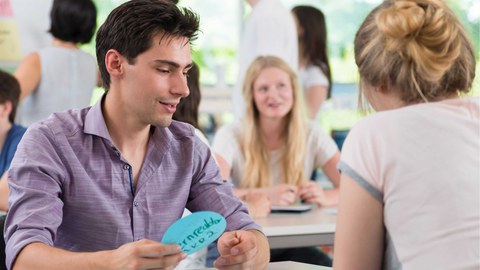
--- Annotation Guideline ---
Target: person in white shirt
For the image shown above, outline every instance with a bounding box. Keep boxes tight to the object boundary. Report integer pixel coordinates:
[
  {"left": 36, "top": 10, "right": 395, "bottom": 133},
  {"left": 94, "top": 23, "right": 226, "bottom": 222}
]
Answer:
[
  {"left": 292, "top": 6, "right": 332, "bottom": 119},
  {"left": 212, "top": 55, "right": 341, "bottom": 267},
  {"left": 232, "top": 0, "right": 298, "bottom": 119},
  {"left": 334, "top": 0, "right": 479, "bottom": 269}
]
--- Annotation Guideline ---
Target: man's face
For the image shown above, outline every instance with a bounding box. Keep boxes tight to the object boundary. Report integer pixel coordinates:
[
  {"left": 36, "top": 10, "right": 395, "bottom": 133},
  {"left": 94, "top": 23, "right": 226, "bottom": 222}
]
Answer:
[{"left": 121, "top": 35, "right": 192, "bottom": 128}]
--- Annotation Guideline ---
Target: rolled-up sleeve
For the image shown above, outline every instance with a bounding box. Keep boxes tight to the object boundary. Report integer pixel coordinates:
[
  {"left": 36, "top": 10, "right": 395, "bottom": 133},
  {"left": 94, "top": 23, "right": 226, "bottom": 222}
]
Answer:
[{"left": 5, "top": 123, "right": 66, "bottom": 269}]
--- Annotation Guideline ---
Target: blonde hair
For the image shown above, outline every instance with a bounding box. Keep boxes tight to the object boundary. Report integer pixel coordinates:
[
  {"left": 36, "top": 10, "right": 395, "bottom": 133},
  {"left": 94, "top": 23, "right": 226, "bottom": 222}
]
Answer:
[
  {"left": 354, "top": 0, "right": 476, "bottom": 106},
  {"left": 239, "top": 56, "right": 308, "bottom": 188}
]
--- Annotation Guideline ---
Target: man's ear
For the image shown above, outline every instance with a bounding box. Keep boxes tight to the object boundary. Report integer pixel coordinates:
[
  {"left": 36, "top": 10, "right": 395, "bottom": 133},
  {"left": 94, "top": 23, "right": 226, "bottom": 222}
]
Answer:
[{"left": 105, "top": 49, "right": 124, "bottom": 78}]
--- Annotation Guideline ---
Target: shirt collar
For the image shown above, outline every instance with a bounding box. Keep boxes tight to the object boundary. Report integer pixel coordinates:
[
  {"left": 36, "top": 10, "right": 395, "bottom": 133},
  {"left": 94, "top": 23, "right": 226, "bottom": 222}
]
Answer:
[
  {"left": 84, "top": 94, "right": 113, "bottom": 142},
  {"left": 83, "top": 95, "right": 174, "bottom": 153}
]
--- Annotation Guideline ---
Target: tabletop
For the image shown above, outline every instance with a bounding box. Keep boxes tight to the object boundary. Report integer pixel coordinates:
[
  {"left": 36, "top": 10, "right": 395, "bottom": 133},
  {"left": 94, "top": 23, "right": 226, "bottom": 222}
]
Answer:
[{"left": 254, "top": 207, "right": 337, "bottom": 248}]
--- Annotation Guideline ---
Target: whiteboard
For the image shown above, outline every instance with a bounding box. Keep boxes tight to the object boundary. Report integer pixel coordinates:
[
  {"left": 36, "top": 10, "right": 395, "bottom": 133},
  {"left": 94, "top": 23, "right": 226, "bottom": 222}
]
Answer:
[{"left": 0, "top": 0, "right": 52, "bottom": 71}]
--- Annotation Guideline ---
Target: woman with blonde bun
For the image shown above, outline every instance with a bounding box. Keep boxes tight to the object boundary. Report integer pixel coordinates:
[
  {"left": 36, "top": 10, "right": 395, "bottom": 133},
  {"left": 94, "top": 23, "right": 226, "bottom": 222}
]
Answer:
[{"left": 334, "top": 0, "right": 479, "bottom": 269}]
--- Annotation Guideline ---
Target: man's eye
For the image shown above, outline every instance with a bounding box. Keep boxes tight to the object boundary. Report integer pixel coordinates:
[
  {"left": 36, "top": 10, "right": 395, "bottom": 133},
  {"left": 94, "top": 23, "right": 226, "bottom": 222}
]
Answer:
[{"left": 158, "top": 69, "right": 170, "bottom": 73}]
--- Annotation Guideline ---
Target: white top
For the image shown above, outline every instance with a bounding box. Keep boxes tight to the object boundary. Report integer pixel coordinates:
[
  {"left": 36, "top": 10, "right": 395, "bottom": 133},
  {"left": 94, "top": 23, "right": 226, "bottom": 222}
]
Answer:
[
  {"left": 232, "top": 0, "right": 298, "bottom": 119},
  {"left": 338, "top": 97, "right": 480, "bottom": 270},
  {"left": 212, "top": 121, "right": 338, "bottom": 186},
  {"left": 18, "top": 46, "right": 97, "bottom": 126},
  {"left": 194, "top": 128, "right": 209, "bottom": 146},
  {"left": 298, "top": 64, "right": 329, "bottom": 91}
]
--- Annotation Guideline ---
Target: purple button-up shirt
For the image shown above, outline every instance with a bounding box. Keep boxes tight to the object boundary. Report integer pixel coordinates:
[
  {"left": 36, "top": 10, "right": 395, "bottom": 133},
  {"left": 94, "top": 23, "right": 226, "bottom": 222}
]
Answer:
[{"left": 5, "top": 98, "right": 260, "bottom": 269}]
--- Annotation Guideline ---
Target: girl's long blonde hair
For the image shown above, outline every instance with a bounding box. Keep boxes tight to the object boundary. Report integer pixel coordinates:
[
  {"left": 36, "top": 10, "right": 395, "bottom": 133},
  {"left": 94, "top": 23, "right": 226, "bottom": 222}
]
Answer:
[{"left": 239, "top": 56, "right": 308, "bottom": 188}]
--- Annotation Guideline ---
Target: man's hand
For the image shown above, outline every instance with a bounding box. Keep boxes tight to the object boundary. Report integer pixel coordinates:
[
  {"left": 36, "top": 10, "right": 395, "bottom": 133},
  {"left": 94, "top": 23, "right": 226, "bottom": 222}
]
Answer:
[
  {"left": 214, "top": 230, "right": 269, "bottom": 270},
  {"left": 12, "top": 240, "right": 187, "bottom": 270},
  {"left": 105, "top": 239, "right": 186, "bottom": 270}
]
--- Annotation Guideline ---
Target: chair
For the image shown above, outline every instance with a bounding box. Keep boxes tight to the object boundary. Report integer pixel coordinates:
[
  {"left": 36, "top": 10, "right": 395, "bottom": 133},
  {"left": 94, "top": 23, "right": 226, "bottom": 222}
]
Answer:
[{"left": 0, "top": 214, "right": 6, "bottom": 270}]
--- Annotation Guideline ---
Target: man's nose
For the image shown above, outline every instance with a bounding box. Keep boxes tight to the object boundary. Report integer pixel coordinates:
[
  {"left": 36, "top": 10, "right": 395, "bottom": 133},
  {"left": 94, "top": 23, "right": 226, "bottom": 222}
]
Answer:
[{"left": 171, "top": 73, "right": 190, "bottom": 97}]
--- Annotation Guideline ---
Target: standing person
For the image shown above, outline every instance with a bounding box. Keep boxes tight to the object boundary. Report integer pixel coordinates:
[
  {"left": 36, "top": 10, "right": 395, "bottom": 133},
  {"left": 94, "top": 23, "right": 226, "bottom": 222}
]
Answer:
[
  {"left": 292, "top": 6, "right": 332, "bottom": 119},
  {"left": 14, "top": 0, "right": 98, "bottom": 126},
  {"left": 232, "top": 0, "right": 298, "bottom": 119},
  {"left": 4, "top": 1, "right": 270, "bottom": 270},
  {"left": 213, "top": 55, "right": 340, "bottom": 266},
  {"left": 0, "top": 70, "right": 26, "bottom": 212},
  {"left": 334, "top": 0, "right": 479, "bottom": 269}
]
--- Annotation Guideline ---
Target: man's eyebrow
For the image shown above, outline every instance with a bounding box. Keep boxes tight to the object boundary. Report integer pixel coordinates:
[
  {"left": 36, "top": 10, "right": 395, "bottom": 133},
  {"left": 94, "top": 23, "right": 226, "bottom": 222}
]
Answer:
[{"left": 153, "top": 60, "right": 193, "bottom": 69}]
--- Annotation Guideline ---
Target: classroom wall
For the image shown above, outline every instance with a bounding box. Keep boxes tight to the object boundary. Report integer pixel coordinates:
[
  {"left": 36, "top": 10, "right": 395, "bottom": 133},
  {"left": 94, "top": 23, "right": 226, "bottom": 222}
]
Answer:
[{"left": 0, "top": 0, "right": 52, "bottom": 72}]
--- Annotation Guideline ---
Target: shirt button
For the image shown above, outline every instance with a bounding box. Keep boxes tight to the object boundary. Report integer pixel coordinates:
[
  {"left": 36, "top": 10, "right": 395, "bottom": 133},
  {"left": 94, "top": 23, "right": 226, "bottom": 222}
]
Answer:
[
  {"left": 134, "top": 201, "right": 139, "bottom": 207},
  {"left": 123, "top": 164, "right": 130, "bottom": 170}
]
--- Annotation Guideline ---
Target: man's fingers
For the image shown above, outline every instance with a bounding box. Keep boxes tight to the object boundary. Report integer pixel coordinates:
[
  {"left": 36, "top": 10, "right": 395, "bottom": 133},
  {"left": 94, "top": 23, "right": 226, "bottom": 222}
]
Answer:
[
  {"left": 135, "top": 241, "right": 182, "bottom": 257},
  {"left": 137, "top": 252, "right": 187, "bottom": 269}
]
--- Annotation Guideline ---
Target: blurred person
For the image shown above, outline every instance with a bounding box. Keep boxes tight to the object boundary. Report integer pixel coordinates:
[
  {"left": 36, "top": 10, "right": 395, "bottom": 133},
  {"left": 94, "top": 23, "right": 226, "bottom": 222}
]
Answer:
[
  {"left": 0, "top": 70, "right": 26, "bottom": 212},
  {"left": 4, "top": 1, "right": 270, "bottom": 269},
  {"left": 292, "top": 6, "right": 332, "bottom": 119},
  {"left": 173, "top": 62, "right": 209, "bottom": 145},
  {"left": 232, "top": 0, "right": 298, "bottom": 119},
  {"left": 14, "top": 0, "right": 98, "bottom": 126},
  {"left": 334, "top": 0, "right": 479, "bottom": 269},
  {"left": 212, "top": 55, "right": 341, "bottom": 266}
]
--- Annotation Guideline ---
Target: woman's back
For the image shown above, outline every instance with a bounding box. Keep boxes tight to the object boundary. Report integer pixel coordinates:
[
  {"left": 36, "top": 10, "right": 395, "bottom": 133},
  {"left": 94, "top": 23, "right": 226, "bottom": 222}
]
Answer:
[
  {"left": 339, "top": 97, "right": 480, "bottom": 269},
  {"left": 17, "top": 46, "right": 96, "bottom": 126}
]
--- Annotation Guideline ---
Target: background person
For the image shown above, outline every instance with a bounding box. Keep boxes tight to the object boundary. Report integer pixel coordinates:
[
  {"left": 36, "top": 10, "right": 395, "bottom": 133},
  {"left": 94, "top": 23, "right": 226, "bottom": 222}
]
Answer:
[
  {"left": 4, "top": 1, "right": 270, "bottom": 269},
  {"left": 292, "top": 5, "right": 332, "bottom": 119},
  {"left": 173, "top": 61, "right": 209, "bottom": 145},
  {"left": 232, "top": 0, "right": 298, "bottom": 119},
  {"left": 0, "top": 70, "right": 26, "bottom": 212},
  {"left": 334, "top": 0, "right": 479, "bottom": 269},
  {"left": 14, "top": 0, "right": 98, "bottom": 126},
  {"left": 212, "top": 55, "right": 340, "bottom": 266}
]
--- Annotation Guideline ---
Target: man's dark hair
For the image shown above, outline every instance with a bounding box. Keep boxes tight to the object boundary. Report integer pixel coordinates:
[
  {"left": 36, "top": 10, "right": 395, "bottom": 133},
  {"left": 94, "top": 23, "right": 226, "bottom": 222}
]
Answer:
[
  {"left": 96, "top": 0, "right": 199, "bottom": 91},
  {"left": 49, "top": 0, "right": 97, "bottom": 44},
  {"left": 0, "top": 70, "right": 21, "bottom": 124}
]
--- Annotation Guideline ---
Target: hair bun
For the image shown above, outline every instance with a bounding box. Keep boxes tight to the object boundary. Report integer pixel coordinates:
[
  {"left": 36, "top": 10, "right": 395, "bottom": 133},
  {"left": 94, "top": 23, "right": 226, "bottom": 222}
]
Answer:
[
  {"left": 376, "top": 0, "right": 427, "bottom": 45},
  {"left": 354, "top": 0, "right": 475, "bottom": 103},
  {"left": 375, "top": 0, "right": 462, "bottom": 83}
]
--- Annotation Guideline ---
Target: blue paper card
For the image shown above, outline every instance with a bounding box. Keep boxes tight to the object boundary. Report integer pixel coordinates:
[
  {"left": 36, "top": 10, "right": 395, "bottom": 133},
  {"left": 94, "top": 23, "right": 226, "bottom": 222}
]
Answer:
[{"left": 161, "top": 211, "right": 227, "bottom": 255}]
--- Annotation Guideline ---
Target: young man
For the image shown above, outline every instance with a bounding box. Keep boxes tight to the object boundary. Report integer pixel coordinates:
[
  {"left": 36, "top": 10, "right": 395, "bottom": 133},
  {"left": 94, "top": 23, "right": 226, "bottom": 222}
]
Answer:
[{"left": 4, "top": 1, "right": 270, "bottom": 269}]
